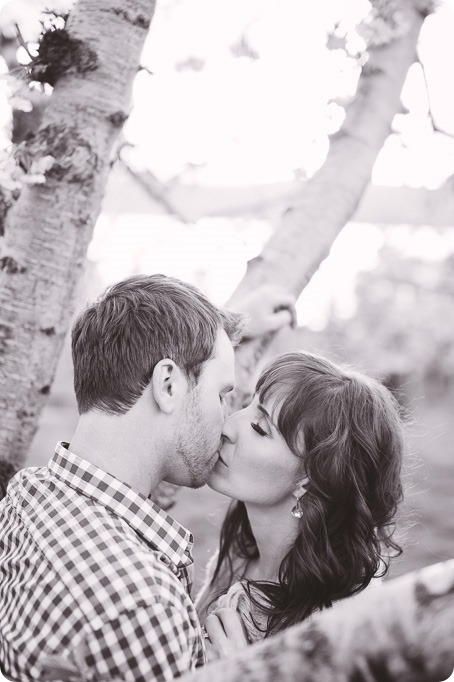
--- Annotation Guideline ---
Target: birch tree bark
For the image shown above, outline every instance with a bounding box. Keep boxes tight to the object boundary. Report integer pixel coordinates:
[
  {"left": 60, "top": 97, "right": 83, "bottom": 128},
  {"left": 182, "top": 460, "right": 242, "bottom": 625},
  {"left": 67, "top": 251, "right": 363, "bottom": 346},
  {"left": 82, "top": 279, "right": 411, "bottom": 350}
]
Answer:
[
  {"left": 0, "top": 0, "right": 157, "bottom": 468},
  {"left": 228, "top": 0, "right": 431, "bottom": 409},
  {"left": 180, "top": 559, "right": 454, "bottom": 682}
]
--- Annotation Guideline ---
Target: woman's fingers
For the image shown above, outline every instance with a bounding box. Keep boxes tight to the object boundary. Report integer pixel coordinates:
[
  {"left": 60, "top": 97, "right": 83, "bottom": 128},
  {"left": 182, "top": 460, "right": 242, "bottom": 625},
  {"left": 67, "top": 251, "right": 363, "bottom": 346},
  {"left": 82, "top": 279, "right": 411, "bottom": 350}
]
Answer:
[
  {"left": 204, "top": 613, "right": 225, "bottom": 642},
  {"left": 204, "top": 609, "right": 248, "bottom": 658},
  {"left": 204, "top": 613, "right": 231, "bottom": 657},
  {"left": 204, "top": 639, "right": 221, "bottom": 663},
  {"left": 215, "top": 608, "right": 249, "bottom": 644}
]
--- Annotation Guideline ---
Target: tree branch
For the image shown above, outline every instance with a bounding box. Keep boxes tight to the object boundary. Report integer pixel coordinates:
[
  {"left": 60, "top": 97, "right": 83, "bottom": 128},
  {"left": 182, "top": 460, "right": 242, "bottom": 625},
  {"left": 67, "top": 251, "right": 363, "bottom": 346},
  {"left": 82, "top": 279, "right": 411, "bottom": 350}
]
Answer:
[
  {"left": 14, "top": 22, "right": 34, "bottom": 61},
  {"left": 228, "top": 0, "right": 430, "bottom": 408},
  {"left": 118, "top": 155, "right": 190, "bottom": 223},
  {"left": 418, "top": 57, "right": 454, "bottom": 139},
  {"left": 180, "top": 559, "right": 454, "bottom": 682}
]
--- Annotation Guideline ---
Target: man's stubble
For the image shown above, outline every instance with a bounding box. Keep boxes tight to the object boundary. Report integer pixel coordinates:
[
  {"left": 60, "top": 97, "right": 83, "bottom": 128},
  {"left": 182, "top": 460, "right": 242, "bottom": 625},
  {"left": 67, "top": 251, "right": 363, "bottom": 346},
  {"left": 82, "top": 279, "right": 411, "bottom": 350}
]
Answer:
[{"left": 174, "top": 386, "right": 219, "bottom": 488}]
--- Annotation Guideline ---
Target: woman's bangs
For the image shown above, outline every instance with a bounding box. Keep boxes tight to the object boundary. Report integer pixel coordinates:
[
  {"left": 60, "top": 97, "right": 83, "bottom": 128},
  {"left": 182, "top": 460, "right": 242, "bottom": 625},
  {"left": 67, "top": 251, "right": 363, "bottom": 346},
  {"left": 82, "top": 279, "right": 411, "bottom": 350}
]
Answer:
[
  {"left": 257, "top": 365, "right": 289, "bottom": 421},
  {"left": 257, "top": 361, "right": 304, "bottom": 456}
]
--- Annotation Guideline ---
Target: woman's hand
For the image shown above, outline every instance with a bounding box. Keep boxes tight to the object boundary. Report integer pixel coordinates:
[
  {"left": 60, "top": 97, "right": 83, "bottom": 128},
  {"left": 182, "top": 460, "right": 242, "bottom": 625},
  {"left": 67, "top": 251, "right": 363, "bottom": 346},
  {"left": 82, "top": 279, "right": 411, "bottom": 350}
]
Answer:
[{"left": 204, "top": 608, "right": 249, "bottom": 661}]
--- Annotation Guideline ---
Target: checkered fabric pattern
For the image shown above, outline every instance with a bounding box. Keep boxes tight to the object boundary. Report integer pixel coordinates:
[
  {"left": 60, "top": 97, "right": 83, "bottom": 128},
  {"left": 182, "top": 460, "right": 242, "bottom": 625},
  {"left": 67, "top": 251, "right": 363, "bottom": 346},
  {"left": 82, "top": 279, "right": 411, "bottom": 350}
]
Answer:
[{"left": 0, "top": 442, "right": 205, "bottom": 682}]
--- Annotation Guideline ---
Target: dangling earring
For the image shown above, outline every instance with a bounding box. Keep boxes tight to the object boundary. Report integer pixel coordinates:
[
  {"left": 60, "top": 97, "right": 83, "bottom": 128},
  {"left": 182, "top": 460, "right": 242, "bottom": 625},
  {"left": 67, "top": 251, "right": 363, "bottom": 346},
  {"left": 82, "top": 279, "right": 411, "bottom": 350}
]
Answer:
[
  {"left": 291, "top": 495, "right": 304, "bottom": 519},
  {"left": 291, "top": 476, "right": 309, "bottom": 519}
]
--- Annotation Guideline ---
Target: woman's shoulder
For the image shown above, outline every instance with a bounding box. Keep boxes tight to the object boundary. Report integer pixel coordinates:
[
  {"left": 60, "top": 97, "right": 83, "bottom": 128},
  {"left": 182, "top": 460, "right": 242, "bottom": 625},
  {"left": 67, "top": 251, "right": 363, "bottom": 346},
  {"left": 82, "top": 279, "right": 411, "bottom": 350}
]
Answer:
[
  {"left": 196, "top": 549, "right": 246, "bottom": 606},
  {"left": 195, "top": 550, "right": 220, "bottom": 610},
  {"left": 204, "top": 549, "right": 220, "bottom": 583},
  {"left": 195, "top": 549, "right": 228, "bottom": 621}
]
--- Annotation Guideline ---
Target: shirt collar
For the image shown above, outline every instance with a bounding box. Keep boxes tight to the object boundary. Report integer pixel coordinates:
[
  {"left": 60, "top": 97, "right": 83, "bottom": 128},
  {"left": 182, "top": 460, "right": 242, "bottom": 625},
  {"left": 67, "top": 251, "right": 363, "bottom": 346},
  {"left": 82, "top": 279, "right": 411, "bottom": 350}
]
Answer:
[{"left": 48, "top": 442, "right": 193, "bottom": 570}]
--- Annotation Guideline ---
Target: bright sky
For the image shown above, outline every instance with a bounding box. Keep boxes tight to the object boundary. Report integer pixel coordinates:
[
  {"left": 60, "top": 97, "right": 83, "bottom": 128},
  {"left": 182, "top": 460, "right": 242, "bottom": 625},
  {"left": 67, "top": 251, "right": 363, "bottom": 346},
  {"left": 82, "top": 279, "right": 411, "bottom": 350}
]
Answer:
[
  {"left": 1, "top": 0, "right": 454, "bottom": 329},
  {"left": 130, "top": 0, "right": 454, "bottom": 187}
]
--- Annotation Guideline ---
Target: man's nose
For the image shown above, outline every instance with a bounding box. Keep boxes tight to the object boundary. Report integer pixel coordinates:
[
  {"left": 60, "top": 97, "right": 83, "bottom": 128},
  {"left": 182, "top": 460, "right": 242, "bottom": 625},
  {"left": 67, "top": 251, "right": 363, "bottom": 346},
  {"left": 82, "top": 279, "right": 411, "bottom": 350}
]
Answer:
[
  {"left": 221, "top": 400, "right": 230, "bottom": 420},
  {"left": 220, "top": 433, "right": 232, "bottom": 447},
  {"left": 220, "top": 413, "right": 238, "bottom": 444}
]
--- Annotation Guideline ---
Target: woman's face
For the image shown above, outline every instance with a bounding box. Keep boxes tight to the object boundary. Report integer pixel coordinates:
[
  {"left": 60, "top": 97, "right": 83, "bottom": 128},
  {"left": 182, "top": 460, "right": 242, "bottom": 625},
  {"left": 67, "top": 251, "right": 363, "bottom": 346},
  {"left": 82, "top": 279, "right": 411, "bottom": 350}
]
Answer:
[{"left": 208, "top": 394, "right": 305, "bottom": 506}]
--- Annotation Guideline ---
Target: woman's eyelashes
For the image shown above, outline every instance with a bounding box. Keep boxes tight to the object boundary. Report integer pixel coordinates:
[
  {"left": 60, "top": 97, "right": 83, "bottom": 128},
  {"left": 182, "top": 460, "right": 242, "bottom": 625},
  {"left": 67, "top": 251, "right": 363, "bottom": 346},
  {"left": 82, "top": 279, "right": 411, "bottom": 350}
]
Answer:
[{"left": 251, "top": 421, "right": 268, "bottom": 437}]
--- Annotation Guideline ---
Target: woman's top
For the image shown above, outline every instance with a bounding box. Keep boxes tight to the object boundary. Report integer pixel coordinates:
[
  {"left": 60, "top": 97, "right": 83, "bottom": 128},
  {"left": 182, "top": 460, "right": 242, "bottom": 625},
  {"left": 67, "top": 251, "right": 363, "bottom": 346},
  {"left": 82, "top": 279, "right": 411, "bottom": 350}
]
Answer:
[{"left": 196, "top": 549, "right": 385, "bottom": 646}]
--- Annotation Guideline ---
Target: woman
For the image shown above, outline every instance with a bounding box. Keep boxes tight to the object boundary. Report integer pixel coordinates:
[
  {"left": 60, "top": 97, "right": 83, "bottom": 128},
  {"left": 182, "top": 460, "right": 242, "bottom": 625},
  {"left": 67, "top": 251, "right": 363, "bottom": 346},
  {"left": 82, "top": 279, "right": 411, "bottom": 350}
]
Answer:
[{"left": 196, "top": 350, "right": 404, "bottom": 655}]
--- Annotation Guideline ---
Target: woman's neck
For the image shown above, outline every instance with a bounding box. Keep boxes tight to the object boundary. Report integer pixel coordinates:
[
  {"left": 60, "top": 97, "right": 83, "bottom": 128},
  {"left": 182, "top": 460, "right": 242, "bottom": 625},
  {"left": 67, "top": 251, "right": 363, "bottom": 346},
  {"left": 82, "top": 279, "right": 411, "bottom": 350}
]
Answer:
[{"left": 243, "top": 500, "right": 299, "bottom": 583}]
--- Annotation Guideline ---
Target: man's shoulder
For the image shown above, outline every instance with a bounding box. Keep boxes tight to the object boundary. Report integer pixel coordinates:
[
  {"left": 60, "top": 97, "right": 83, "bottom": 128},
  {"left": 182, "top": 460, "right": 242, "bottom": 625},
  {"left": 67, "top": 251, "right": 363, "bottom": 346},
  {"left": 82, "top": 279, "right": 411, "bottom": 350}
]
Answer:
[
  {"left": 49, "top": 496, "right": 190, "bottom": 605},
  {"left": 5, "top": 463, "right": 196, "bottom": 611},
  {"left": 6, "top": 469, "right": 189, "bottom": 606}
]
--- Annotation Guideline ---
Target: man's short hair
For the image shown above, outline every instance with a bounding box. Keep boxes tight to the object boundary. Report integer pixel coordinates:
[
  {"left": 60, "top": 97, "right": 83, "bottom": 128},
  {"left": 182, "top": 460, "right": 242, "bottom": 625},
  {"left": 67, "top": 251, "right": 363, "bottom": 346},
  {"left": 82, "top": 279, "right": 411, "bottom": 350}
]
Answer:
[{"left": 72, "top": 274, "right": 244, "bottom": 415}]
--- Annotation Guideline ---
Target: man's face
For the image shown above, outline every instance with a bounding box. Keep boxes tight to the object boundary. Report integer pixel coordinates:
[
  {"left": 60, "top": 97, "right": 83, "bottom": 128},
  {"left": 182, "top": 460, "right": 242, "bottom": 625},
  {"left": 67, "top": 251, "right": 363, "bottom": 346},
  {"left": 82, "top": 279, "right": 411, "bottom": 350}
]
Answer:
[{"left": 173, "top": 329, "right": 236, "bottom": 488}]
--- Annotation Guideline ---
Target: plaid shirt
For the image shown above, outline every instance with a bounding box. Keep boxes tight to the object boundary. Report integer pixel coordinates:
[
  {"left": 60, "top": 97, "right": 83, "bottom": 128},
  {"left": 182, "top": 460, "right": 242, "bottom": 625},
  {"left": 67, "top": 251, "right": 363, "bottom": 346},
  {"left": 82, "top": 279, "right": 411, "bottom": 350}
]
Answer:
[{"left": 0, "top": 443, "right": 205, "bottom": 682}]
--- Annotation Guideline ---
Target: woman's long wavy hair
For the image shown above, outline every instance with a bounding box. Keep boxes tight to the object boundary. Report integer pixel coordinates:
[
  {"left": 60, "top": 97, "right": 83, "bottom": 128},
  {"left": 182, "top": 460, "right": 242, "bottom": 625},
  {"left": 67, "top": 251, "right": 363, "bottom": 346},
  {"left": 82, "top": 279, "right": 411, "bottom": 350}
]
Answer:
[{"left": 210, "top": 351, "right": 404, "bottom": 637}]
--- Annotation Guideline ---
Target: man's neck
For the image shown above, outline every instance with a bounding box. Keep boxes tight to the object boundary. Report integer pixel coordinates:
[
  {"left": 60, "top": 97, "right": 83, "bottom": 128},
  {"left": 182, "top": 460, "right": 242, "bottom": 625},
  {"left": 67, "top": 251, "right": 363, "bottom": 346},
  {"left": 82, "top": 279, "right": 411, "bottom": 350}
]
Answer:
[{"left": 69, "top": 411, "right": 164, "bottom": 498}]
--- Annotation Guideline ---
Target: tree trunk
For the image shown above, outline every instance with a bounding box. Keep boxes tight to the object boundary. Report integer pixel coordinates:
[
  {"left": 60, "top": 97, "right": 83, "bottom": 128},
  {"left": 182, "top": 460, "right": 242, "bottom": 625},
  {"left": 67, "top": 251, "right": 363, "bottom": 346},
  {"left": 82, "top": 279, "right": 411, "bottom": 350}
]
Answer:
[
  {"left": 180, "top": 559, "right": 454, "bottom": 682},
  {"left": 228, "top": 0, "right": 426, "bottom": 409},
  {"left": 0, "top": 0, "right": 156, "bottom": 468}
]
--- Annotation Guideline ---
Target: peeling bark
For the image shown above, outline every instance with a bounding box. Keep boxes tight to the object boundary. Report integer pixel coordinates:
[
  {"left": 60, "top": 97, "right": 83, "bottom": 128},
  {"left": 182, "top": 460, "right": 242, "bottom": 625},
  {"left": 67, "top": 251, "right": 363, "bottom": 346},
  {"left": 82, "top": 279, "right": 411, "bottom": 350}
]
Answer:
[
  {"left": 0, "top": 0, "right": 157, "bottom": 468},
  {"left": 228, "top": 0, "right": 427, "bottom": 409},
  {"left": 180, "top": 560, "right": 454, "bottom": 682}
]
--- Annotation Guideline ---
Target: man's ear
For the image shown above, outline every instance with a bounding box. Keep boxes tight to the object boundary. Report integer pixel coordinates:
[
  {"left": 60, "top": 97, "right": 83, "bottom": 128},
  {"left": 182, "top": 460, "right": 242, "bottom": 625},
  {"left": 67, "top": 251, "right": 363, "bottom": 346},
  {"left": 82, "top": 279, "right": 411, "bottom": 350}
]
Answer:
[{"left": 151, "top": 359, "right": 186, "bottom": 415}]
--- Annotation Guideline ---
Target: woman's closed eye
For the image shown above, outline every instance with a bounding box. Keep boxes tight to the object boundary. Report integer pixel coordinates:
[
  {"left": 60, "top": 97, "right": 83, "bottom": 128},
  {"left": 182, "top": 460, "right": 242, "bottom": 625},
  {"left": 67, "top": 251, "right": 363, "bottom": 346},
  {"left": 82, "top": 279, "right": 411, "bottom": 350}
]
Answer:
[{"left": 251, "top": 422, "right": 268, "bottom": 437}]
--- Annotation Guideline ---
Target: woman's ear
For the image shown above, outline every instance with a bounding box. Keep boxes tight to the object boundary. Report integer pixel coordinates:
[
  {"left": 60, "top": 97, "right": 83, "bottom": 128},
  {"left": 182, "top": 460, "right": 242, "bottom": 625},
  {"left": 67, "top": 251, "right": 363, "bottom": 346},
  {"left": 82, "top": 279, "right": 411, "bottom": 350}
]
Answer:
[
  {"left": 151, "top": 359, "right": 186, "bottom": 415},
  {"left": 292, "top": 476, "right": 309, "bottom": 499}
]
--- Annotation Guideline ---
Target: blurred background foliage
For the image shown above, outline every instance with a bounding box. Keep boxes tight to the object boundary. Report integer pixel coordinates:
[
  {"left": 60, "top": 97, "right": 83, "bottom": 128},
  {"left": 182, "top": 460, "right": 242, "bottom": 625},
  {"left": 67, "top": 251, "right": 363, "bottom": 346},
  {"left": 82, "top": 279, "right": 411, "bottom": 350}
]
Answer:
[{"left": 307, "top": 229, "right": 454, "bottom": 389}]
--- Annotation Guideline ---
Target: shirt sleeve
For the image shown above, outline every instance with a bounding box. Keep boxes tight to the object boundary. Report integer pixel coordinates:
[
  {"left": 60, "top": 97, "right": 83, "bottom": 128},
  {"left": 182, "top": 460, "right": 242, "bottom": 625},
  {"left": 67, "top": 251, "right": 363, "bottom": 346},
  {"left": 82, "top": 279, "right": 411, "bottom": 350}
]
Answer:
[{"left": 84, "top": 600, "right": 200, "bottom": 682}]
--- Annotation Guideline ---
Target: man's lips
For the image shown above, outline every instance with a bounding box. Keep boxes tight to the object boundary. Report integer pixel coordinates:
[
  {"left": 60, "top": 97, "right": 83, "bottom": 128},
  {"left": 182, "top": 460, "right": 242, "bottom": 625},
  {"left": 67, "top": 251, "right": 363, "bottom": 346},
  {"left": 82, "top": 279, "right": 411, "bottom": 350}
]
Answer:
[{"left": 217, "top": 450, "right": 228, "bottom": 467}]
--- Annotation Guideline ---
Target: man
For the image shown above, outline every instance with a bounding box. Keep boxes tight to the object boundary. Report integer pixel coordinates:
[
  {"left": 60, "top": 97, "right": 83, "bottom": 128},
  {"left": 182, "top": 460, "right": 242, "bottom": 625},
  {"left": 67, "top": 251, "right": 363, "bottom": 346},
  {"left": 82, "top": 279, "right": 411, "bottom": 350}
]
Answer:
[{"left": 0, "top": 274, "right": 295, "bottom": 682}]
